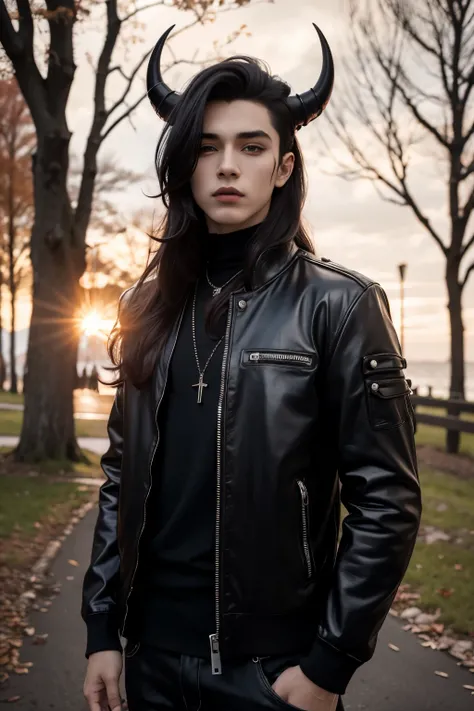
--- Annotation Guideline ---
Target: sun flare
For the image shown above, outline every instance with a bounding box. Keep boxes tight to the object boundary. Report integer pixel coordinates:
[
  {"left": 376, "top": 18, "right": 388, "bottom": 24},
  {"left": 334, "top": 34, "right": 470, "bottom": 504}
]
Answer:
[{"left": 82, "top": 310, "right": 106, "bottom": 337}]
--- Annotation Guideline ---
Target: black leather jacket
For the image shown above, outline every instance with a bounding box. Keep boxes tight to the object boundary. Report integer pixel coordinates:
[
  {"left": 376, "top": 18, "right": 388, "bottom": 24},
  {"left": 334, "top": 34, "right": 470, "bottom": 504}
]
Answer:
[{"left": 81, "top": 245, "right": 421, "bottom": 694}]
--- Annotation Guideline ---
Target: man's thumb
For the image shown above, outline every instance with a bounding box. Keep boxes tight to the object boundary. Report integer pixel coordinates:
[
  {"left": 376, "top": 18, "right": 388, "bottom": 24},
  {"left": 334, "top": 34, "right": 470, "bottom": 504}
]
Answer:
[{"left": 105, "top": 679, "right": 122, "bottom": 711}]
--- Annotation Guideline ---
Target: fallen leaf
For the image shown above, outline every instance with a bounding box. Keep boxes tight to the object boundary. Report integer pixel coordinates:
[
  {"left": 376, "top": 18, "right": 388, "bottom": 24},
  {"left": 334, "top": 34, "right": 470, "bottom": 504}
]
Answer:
[
  {"left": 435, "top": 671, "right": 449, "bottom": 678},
  {"left": 9, "top": 640, "right": 22, "bottom": 649},
  {"left": 6, "top": 696, "right": 21, "bottom": 702},
  {"left": 68, "top": 559, "right": 79, "bottom": 567},
  {"left": 463, "top": 685, "right": 474, "bottom": 691},
  {"left": 454, "top": 564, "right": 463, "bottom": 571},
  {"left": 432, "top": 624, "right": 445, "bottom": 635},
  {"left": 24, "top": 627, "right": 35, "bottom": 637},
  {"left": 14, "top": 667, "right": 28, "bottom": 675},
  {"left": 388, "top": 643, "right": 400, "bottom": 652},
  {"left": 32, "top": 634, "right": 48, "bottom": 645},
  {"left": 436, "top": 587, "right": 454, "bottom": 598}
]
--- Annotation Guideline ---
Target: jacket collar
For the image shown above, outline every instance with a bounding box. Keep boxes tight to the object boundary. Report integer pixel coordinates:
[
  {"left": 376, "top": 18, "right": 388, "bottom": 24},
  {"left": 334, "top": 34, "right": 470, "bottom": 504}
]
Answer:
[{"left": 251, "top": 240, "right": 300, "bottom": 290}]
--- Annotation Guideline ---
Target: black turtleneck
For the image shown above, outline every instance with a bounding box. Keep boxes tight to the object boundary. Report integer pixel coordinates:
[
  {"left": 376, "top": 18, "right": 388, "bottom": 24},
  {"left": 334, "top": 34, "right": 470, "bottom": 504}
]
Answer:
[{"left": 134, "top": 223, "right": 259, "bottom": 659}]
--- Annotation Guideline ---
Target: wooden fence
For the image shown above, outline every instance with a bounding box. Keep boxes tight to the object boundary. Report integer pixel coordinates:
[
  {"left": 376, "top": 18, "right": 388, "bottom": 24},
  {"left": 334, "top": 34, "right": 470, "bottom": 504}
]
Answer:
[{"left": 410, "top": 393, "right": 474, "bottom": 435}]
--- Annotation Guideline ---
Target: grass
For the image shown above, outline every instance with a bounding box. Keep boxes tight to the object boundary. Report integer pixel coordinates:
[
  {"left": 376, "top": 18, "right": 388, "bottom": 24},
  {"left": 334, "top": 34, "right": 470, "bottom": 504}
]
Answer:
[
  {"left": 0, "top": 446, "right": 104, "bottom": 477},
  {"left": 401, "top": 464, "right": 474, "bottom": 636},
  {"left": 0, "top": 410, "right": 107, "bottom": 437},
  {"left": 0, "top": 449, "right": 102, "bottom": 568},
  {"left": 0, "top": 474, "right": 93, "bottom": 539}
]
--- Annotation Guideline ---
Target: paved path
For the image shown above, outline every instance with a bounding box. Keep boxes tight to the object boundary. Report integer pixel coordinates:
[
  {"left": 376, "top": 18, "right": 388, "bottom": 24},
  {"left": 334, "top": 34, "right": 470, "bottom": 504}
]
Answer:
[
  {"left": 0, "top": 402, "right": 108, "bottom": 420},
  {"left": 0, "top": 436, "right": 109, "bottom": 455},
  {"left": 1, "top": 508, "right": 473, "bottom": 710}
]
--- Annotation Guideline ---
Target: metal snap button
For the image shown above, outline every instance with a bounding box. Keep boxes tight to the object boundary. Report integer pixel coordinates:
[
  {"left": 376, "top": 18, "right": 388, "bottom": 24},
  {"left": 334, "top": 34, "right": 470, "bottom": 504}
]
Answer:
[
  {"left": 370, "top": 359, "right": 378, "bottom": 369},
  {"left": 371, "top": 382, "right": 379, "bottom": 392},
  {"left": 238, "top": 299, "right": 247, "bottom": 310}
]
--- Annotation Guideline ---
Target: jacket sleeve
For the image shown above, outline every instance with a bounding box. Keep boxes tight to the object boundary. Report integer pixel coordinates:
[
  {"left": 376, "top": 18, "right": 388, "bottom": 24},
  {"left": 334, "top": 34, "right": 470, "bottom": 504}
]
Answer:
[
  {"left": 299, "top": 283, "right": 422, "bottom": 695},
  {"left": 81, "top": 384, "right": 124, "bottom": 658}
]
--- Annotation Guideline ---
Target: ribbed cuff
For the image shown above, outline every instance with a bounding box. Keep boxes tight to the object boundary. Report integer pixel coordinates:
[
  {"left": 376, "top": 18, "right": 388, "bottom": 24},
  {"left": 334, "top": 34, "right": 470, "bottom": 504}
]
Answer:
[
  {"left": 298, "top": 635, "right": 362, "bottom": 695},
  {"left": 85, "top": 613, "right": 123, "bottom": 659}
]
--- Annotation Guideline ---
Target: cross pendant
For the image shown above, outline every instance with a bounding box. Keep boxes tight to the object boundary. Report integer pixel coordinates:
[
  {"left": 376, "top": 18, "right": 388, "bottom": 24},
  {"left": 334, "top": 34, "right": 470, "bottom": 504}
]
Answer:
[{"left": 192, "top": 374, "right": 208, "bottom": 404}]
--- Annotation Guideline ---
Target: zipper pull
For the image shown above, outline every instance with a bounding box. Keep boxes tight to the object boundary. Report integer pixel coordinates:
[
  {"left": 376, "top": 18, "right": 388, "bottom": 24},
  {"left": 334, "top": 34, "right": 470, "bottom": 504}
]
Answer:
[
  {"left": 298, "top": 480, "right": 309, "bottom": 505},
  {"left": 209, "top": 633, "right": 222, "bottom": 675}
]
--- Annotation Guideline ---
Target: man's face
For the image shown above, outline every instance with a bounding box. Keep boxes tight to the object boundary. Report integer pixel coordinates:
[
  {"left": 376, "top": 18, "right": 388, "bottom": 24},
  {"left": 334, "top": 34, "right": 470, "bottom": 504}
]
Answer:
[{"left": 190, "top": 99, "right": 294, "bottom": 235}]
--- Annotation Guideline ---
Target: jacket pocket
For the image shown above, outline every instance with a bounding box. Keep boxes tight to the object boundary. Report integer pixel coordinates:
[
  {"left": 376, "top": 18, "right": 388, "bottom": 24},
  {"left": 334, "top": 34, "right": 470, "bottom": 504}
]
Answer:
[
  {"left": 366, "top": 376, "right": 412, "bottom": 430},
  {"left": 296, "top": 480, "right": 314, "bottom": 579},
  {"left": 362, "top": 352, "right": 407, "bottom": 375},
  {"left": 242, "top": 350, "right": 315, "bottom": 368}
]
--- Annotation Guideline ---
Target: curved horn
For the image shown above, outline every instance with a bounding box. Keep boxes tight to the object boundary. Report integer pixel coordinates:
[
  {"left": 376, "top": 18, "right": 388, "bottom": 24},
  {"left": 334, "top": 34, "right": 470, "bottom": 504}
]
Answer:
[
  {"left": 286, "top": 23, "right": 335, "bottom": 130},
  {"left": 146, "top": 25, "right": 180, "bottom": 122}
]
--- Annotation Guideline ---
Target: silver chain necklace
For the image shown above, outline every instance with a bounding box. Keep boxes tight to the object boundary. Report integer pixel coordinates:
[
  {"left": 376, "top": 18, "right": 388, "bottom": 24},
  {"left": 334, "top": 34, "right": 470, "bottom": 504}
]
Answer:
[
  {"left": 191, "top": 268, "right": 242, "bottom": 404},
  {"left": 205, "top": 265, "right": 243, "bottom": 297}
]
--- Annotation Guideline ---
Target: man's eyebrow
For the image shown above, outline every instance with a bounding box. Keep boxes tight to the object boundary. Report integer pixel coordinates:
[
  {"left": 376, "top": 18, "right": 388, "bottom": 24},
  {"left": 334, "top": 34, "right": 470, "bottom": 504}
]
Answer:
[{"left": 201, "top": 130, "right": 272, "bottom": 141}]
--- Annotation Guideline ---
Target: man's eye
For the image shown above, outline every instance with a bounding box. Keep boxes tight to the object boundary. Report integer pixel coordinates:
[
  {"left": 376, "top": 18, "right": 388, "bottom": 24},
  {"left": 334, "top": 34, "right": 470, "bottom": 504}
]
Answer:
[
  {"left": 199, "top": 145, "right": 216, "bottom": 153},
  {"left": 244, "top": 145, "right": 263, "bottom": 154}
]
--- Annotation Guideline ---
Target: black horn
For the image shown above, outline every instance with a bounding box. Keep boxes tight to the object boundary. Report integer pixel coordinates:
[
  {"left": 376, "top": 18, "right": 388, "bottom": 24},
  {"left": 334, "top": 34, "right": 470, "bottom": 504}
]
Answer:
[
  {"left": 285, "top": 23, "right": 335, "bottom": 130},
  {"left": 146, "top": 24, "right": 180, "bottom": 122}
]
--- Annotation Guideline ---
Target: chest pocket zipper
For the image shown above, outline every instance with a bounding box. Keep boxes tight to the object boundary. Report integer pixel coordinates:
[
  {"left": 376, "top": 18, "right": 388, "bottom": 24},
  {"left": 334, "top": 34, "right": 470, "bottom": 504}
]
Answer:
[
  {"left": 243, "top": 350, "right": 314, "bottom": 367},
  {"left": 296, "top": 480, "right": 313, "bottom": 578}
]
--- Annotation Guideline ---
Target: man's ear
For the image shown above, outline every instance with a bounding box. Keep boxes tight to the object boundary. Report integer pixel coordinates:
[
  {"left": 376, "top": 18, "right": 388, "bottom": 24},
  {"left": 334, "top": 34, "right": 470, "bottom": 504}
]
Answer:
[{"left": 275, "top": 152, "right": 295, "bottom": 188}]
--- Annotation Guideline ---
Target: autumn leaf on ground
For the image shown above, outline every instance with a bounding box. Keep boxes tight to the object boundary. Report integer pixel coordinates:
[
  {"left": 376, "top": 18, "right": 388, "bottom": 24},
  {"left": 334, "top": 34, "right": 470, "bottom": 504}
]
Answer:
[
  {"left": 436, "top": 587, "right": 454, "bottom": 598},
  {"left": 388, "top": 643, "right": 400, "bottom": 652},
  {"left": 67, "top": 559, "right": 79, "bottom": 567},
  {"left": 435, "top": 671, "right": 449, "bottom": 678}
]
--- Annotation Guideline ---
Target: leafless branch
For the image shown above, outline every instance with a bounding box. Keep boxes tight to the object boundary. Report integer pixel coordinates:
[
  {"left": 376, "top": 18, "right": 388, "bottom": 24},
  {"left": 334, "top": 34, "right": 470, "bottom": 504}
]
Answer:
[
  {"left": 101, "top": 90, "right": 148, "bottom": 141},
  {"left": 105, "top": 46, "right": 151, "bottom": 119},
  {"left": 461, "top": 260, "right": 474, "bottom": 289},
  {"left": 0, "top": 2, "right": 23, "bottom": 57},
  {"left": 461, "top": 230, "right": 474, "bottom": 259},
  {"left": 120, "top": 0, "right": 166, "bottom": 23},
  {"left": 16, "top": 0, "right": 34, "bottom": 48}
]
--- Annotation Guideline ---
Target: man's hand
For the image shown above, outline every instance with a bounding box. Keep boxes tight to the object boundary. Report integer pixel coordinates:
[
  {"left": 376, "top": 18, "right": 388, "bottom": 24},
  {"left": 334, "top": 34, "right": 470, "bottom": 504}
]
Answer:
[
  {"left": 272, "top": 665, "right": 339, "bottom": 711},
  {"left": 83, "top": 650, "right": 123, "bottom": 711}
]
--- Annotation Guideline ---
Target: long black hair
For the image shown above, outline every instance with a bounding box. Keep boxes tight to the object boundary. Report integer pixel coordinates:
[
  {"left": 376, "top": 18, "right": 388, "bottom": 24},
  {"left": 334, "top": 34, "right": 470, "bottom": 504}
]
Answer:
[{"left": 107, "top": 55, "right": 315, "bottom": 387}]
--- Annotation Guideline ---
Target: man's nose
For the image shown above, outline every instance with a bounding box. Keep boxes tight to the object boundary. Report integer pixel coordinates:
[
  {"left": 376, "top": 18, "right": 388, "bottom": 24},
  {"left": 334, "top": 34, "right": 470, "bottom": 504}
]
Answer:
[{"left": 217, "top": 147, "right": 240, "bottom": 177}]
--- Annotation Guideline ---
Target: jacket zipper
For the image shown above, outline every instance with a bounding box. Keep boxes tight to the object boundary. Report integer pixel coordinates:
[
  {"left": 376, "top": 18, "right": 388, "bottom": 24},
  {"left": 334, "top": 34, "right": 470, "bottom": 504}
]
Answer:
[
  {"left": 209, "top": 292, "right": 237, "bottom": 675},
  {"left": 296, "top": 480, "right": 313, "bottom": 579},
  {"left": 121, "top": 299, "right": 187, "bottom": 637},
  {"left": 249, "top": 351, "right": 312, "bottom": 366}
]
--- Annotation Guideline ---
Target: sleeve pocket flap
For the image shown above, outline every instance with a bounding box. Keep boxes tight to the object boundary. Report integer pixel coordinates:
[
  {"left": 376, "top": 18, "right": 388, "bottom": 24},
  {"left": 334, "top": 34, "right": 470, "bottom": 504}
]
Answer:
[
  {"left": 363, "top": 352, "right": 407, "bottom": 375},
  {"left": 371, "top": 378, "right": 411, "bottom": 399}
]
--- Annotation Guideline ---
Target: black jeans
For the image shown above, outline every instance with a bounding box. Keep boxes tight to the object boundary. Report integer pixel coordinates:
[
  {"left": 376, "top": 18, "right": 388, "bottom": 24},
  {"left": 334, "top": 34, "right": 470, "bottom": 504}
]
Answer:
[{"left": 124, "top": 642, "right": 345, "bottom": 711}]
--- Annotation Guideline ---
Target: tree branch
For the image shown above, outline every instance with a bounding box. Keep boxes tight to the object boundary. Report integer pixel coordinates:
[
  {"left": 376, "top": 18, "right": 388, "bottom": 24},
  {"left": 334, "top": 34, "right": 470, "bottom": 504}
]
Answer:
[
  {"left": 45, "top": 0, "right": 77, "bottom": 118},
  {"left": 461, "top": 260, "right": 474, "bottom": 289},
  {"left": 461, "top": 232, "right": 474, "bottom": 260},
  {"left": 0, "top": 1, "right": 23, "bottom": 57},
  {"left": 120, "top": 0, "right": 166, "bottom": 23},
  {"left": 105, "top": 47, "right": 151, "bottom": 119},
  {"left": 101, "top": 91, "right": 147, "bottom": 141}
]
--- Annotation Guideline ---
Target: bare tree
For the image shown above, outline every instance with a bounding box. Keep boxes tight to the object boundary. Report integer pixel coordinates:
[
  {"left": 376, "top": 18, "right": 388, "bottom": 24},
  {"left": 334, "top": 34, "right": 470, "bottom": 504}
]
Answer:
[
  {"left": 321, "top": 0, "right": 474, "bottom": 453},
  {"left": 0, "top": 0, "right": 259, "bottom": 462},
  {"left": 0, "top": 77, "right": 34, "bottom": 394}
]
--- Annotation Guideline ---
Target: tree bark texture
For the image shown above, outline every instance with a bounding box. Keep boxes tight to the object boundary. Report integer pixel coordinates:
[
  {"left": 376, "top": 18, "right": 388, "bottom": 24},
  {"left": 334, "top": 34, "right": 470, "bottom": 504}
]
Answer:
[
  {"left": 15, "top": 135, "right": 84, "bottom": 461},
  {"left": 446, "top": 260, "right": 465, "bottom": 454},
  {"left": 8, "top": 176, "right": 17, "bottom": 394}
]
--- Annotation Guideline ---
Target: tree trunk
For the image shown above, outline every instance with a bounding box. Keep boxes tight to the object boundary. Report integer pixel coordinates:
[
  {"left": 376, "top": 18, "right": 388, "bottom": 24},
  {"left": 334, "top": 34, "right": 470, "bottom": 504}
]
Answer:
[
  {"left": 0, "top": 269, "right": 5, "bottom": 391},
  {"left": 8, "top": 279, "right": 17, "bottom": 395},
  {"left": 446, "top": 260, "right": 465, "bottom": 454},
  {"left": 14, "top": 135, "right": 85, "bottom": 462}
]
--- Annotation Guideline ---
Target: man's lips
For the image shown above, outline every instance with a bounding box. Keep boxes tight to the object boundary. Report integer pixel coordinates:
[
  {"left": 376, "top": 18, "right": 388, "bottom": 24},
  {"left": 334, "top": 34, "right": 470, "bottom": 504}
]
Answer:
[
  {"left": 214, "top": 193, "right": 243, "bottom": 203},
  {"left": 212, "top": 187, "right": 244, "bottom": 197}
]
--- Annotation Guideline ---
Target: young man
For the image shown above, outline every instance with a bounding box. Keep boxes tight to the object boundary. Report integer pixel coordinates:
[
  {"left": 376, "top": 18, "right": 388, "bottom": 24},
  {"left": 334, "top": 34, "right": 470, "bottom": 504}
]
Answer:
[{"left": 82, "top": 23, "right": 421, "bottom": 711}]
